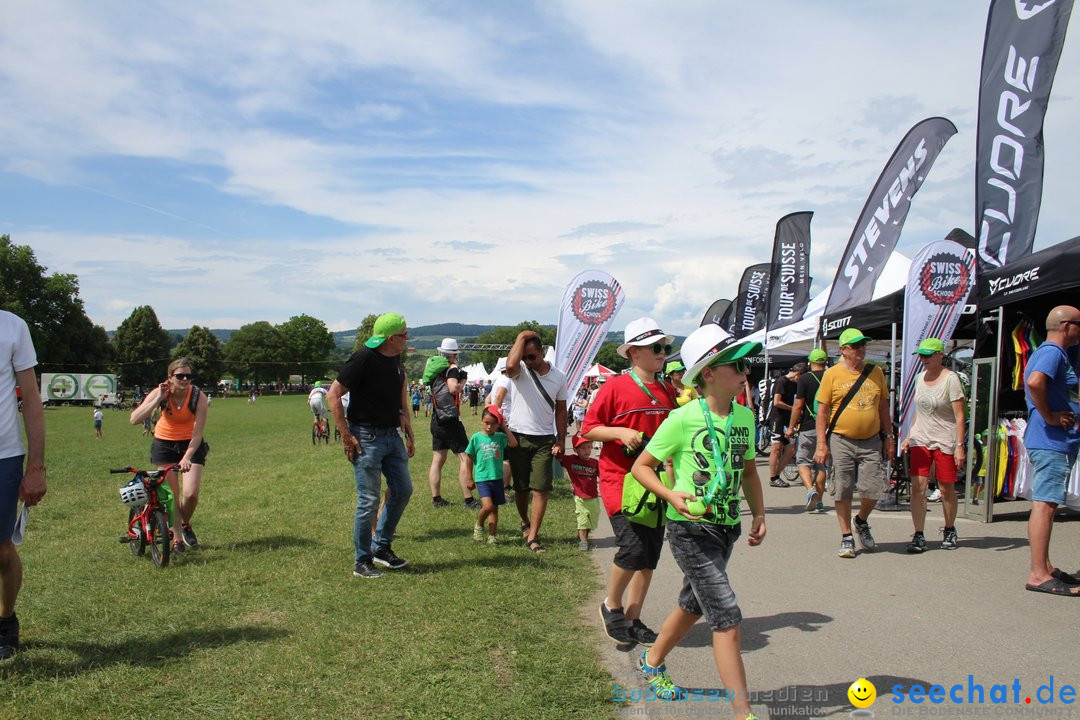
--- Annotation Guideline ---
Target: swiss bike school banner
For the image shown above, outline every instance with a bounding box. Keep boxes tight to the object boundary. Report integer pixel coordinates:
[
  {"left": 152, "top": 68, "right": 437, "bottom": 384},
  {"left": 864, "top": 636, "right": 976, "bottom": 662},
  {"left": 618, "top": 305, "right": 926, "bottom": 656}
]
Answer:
[
  {"left": 824, "top": 117, "right": 957, "bottom": 318},
  {"left": 732, "top": 263, "right": 771, "bottom": 338},
  {"left": 766, "top": 211, "right": 813, "bottom": 332},
  {"left": 700, "top": 298, "right": 732, "bottom": 327},
  {"left": 554, "top": 270, "right": 625, "bottom": 393},
  {"left": 898, "top": 239, "right": 976, "bottom": 441},
  {"left": 975, "top": 0, "right": 1074, "bottom": 277}
]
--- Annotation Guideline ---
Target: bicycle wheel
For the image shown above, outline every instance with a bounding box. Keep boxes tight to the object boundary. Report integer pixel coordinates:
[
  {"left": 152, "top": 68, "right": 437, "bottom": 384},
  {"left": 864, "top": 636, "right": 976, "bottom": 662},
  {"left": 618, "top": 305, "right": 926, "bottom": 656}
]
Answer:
[
  {"left": 312, "top": 425, "right": 317, "bottom": 446},
  {"left": 322, "top": 425, "right": 329, "bottom": 444},
  {"left": 148, "top": 509, "right": 171, "bottom": 568},
  {"left": 128, "top": 508, "right": 147, "bottom": 557}
]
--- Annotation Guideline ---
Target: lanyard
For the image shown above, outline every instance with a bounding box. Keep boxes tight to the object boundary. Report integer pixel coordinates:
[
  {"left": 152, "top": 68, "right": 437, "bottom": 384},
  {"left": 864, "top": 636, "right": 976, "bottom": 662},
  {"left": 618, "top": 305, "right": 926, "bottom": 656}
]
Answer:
[
  {"left": 629, "top": 370, "right": 674, "bottom": 407},
  {"left": 698, "top": 397, "right": 736, "bottom": 504}
]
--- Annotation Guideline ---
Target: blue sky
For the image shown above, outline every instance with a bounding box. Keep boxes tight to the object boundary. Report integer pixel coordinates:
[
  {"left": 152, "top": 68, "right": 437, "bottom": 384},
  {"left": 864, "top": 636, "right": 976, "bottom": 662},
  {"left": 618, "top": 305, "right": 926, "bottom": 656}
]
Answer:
[{"left": 2, "top": 1, "right": 1078, "bottom": 335}]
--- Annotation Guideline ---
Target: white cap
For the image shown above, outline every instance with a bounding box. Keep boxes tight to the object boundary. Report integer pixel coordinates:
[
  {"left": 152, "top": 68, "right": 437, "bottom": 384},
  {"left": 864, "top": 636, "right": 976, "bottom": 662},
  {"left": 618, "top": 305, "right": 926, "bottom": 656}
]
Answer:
[{"left": 438, "top": 338, "right": 460, "bottom": 355}]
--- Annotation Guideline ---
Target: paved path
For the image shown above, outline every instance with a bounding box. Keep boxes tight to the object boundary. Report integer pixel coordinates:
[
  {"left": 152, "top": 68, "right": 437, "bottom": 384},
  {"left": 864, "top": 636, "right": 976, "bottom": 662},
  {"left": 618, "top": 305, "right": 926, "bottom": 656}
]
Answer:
[{"left": 590, "top": 459, "right": 1080, "bottom": 719}]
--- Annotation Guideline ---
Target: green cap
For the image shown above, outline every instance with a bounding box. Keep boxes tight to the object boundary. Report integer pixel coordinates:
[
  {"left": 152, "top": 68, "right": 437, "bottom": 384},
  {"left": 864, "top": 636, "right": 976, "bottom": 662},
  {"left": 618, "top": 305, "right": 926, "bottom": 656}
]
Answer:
[
  {"left": 838, "top": 328, "right": 871, "bottom": 347},
  {"left": 665, "top": 360, "right": 686, "bottom": 374},
  {"left": 364, "top": 313, "right": 407, "bottom": 348},
  {"left": 914, "top": 337, "right": 945, "bottom": 356},
  {"left": 808, "top": 348, "right": 828, "bottom": 363}
]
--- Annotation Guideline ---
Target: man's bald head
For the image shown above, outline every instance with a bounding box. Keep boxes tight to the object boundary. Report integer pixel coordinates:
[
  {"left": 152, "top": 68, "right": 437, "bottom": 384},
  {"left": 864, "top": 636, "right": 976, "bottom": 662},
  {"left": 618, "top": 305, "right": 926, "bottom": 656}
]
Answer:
[{"left": 1046, "top": 305, "right": 1080, "bottom": 331}]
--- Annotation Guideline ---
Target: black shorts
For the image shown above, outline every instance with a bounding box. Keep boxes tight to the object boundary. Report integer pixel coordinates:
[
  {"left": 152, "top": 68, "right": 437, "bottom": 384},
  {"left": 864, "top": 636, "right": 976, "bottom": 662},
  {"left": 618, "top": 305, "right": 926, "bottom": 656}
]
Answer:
[
  {"left": 609, "top": 512, "right": 665, "bottom": 571},
  {"left": 769, "top": 418, "right": 790, "bottom": 445},
  {"left": 151, "top": 438, "right": 210, "bottom": 466},
  {"left": 431, "top": 418, "right": 468, "bottom": 454}
]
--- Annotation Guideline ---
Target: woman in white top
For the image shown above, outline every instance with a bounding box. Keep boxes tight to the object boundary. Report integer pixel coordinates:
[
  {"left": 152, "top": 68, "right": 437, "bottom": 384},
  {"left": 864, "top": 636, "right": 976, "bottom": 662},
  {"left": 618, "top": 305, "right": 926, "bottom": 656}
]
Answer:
[{"left": 900, "top": 338, "right": 966, "bottom": 553}]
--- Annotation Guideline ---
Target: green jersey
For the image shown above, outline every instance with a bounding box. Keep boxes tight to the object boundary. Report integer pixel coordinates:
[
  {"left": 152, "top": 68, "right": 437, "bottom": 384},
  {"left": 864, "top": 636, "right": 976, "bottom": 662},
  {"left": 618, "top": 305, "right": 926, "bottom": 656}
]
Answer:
[
  {"left": 644, "top": 400, "right": 756, "bottom": 526},
  {"left": 465, "top": 431, "right": 509, "bottom": 483}
]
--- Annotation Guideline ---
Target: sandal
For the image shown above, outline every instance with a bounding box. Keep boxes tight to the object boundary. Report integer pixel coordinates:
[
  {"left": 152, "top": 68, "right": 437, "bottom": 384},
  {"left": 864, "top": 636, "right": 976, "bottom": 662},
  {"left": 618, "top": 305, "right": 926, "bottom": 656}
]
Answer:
[
  {"left": 520, "top": 521, "right": 531, "bottom": 538},
  {"left": 526, "top": 538, "right": 545, "bottom": 554},
  {"left": 1024, "top": 578, "right": 1080, "bottom": 596},
  {"left": 1051, "top": 568, "right": 1080, "bottom": 586}
]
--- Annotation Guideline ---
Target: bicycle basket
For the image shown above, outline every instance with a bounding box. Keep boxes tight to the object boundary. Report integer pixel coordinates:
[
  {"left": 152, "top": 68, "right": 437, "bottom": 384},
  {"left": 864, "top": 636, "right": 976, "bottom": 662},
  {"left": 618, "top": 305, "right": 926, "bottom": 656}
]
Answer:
[{"left": 119, "top": 478, "right": 149, "bottom": 508}]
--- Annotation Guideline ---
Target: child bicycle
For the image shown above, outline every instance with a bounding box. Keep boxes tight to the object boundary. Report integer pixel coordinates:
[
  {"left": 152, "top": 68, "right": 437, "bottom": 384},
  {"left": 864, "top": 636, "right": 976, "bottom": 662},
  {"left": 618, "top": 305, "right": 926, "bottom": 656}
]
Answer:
[
  {"left": 116, "top": 464, "right": 178, "bottom": 568},
  {"left": 312, "top": 417, "right": 330, "bottom": 445}
]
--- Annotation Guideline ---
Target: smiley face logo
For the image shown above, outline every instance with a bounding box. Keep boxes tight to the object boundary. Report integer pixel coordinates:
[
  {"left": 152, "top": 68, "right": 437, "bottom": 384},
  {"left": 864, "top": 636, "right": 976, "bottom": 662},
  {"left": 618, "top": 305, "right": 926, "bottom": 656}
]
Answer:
[{"left": 848, "top": 678, "right": 876, "bottom": 708}]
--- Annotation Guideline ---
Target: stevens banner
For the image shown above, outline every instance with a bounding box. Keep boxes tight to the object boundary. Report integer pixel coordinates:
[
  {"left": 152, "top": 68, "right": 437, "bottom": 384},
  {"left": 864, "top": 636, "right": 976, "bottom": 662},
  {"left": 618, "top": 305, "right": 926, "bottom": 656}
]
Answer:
[
  {"left": 554, "top": 270, "right": 625, "bottom": 393},
  {"left": 825, "top": 117, "right": 957, "bottom": 317},
  {"left": 766, "top": 211, "right": 813, "bottom": 332},
  {"left": 975, "top": 0, "right": 1074, "bottom": 276},
  {"left": 898, "top": 239, "right": 976, "bottom": 442}
]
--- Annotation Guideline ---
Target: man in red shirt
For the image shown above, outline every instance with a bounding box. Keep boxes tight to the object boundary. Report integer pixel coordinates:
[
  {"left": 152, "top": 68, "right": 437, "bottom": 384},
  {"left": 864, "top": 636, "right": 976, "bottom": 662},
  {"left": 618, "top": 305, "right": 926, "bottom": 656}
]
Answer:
[{"left": 583, "top": 317, "right": 677, "bottom": 648}]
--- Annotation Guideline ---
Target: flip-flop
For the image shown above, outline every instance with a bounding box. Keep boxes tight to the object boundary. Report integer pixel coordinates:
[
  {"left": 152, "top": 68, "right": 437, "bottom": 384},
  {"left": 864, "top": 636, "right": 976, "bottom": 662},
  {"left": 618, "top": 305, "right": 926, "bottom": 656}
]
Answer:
[
  {"left": 1025, "top": 578, "right": 1080, "bottom": 596},
  {"left": 526, "top": 538, "right": 545, "bottom": 554},
  {"left": 1051, "top": 569, "right": 1080, "bottom": 586}
]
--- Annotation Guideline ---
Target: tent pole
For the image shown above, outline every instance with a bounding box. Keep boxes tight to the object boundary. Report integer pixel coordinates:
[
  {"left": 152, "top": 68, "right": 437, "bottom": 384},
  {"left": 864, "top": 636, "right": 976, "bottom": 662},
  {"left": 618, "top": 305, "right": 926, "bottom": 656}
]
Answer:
[{"left": 890, "top": 320, "right": 897, "bottom": 452}]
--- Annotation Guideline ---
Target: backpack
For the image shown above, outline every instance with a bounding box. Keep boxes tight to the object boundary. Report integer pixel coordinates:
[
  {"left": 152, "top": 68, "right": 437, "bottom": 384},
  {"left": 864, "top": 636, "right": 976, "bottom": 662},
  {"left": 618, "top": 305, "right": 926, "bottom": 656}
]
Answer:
[
  {"left": 804, "top": 373, "right": 822, "bottom": 419},
  {"left": 163, "top": 385, "right": 201, "bottom": 415}
]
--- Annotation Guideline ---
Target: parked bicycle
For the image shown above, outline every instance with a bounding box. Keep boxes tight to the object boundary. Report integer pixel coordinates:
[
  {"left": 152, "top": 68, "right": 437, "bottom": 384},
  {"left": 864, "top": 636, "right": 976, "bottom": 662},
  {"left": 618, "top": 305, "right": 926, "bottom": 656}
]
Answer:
[{"left": 116, "top": 464, "right": 178, "bottom": 568}]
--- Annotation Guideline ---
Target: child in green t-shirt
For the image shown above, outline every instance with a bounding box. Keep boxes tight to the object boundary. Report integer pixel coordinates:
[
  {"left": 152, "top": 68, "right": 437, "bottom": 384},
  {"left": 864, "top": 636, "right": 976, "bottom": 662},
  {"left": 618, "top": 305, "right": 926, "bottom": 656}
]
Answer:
[
  {"left": 630, "top": 325, "right": 766, "bottom": 720},
  {"left": 465, "top": 406, "right": 518, "bottom": 543}
]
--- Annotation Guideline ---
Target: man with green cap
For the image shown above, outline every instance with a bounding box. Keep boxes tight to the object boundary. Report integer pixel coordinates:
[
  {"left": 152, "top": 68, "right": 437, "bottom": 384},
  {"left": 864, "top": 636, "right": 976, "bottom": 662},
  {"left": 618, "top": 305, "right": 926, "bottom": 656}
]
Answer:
[
  {"left": 814, "top": 328, "right": 893, "bottom": 558},
  {"left": 787, "top": 349, "right": 829, "bottom": 512},
  {"left": 328, "top": 312, "right": 416, "bottom": 579}
]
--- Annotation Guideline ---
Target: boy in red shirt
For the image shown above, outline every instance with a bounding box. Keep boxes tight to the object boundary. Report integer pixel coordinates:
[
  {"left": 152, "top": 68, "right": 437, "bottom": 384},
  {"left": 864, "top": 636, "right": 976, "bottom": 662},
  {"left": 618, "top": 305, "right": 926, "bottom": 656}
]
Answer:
[{"left": 560, "top": 433, "right": 600, "bottom": 551}]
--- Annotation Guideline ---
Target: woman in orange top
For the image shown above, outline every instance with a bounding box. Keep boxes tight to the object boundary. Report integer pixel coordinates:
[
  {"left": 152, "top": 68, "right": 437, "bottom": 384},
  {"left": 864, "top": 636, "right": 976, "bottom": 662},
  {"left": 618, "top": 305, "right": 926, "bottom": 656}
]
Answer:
[{"left": 130, "top": 357, "right": 210, "bottom": 553}]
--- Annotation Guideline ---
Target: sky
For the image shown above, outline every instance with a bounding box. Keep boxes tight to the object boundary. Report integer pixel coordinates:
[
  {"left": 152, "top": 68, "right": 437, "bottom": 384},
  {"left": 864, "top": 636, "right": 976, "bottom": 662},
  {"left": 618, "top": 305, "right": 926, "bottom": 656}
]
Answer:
[{"left": 2, "top": 1, "right": 1078, "bottom": 336}]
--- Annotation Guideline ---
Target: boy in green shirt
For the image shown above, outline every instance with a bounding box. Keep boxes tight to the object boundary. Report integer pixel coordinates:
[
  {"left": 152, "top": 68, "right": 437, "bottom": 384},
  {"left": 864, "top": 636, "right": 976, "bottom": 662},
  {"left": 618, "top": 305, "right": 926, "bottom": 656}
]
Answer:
[
  {"left": 631, "top": 324, "right": 766, "bottom": 720},
  {"left": 465, "top": 406, "right": 518, "bottom": 543}
]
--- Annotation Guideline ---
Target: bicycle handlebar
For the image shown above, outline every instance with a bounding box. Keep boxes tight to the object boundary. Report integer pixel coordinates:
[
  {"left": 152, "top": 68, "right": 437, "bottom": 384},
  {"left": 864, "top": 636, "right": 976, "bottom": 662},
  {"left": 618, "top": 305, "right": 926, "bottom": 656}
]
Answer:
[{"left": 110, "top": 464, "right": 181, "bottom": 476}]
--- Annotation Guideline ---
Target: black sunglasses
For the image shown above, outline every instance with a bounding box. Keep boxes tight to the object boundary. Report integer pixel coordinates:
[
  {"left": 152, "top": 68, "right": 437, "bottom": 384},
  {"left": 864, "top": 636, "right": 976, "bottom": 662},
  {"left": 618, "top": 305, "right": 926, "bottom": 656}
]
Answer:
[
  {"left": 707, "top": 358, "right": 748, "bottom": 374},
  {"left": 173, "top": 373, "right": 193, "bottom": 380},
  {"left": 845, "top": 341, "right": 868, "bottom": 349},
  {"left": 650, "top": 343, "right": 673, "bottom": 355}
]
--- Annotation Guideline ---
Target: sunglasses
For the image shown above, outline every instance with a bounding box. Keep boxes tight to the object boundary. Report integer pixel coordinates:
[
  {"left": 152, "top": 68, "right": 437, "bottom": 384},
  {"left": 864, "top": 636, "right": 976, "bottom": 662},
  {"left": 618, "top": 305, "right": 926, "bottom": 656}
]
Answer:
[
  {"left": 649, "top": 343, "right": 673, "bottom": 355},
  {"left": 523, "top": 354, "right": 539, "bottom": 362},
  {"left": 707, "top": 358, "right": 749, "bottom": 374},
  {"left": 844, "top": 341, "right": 868, "bottom": 349},
  {"left": 173, "top": 373, "right": 193, "bottom": 380}
]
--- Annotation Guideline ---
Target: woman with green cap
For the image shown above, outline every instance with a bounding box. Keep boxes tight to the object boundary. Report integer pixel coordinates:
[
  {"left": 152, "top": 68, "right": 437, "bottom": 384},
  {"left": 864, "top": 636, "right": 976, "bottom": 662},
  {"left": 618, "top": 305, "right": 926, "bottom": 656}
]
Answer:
[{"left": 665, "top": 359, "right": 693, "bottom": 406}]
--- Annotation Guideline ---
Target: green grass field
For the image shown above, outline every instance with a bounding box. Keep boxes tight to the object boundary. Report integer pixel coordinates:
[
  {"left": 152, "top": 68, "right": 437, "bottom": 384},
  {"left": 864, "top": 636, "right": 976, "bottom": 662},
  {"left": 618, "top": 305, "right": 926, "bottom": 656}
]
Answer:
[{"left": 1, "top": 397, "right": 614, "bottom": 719}]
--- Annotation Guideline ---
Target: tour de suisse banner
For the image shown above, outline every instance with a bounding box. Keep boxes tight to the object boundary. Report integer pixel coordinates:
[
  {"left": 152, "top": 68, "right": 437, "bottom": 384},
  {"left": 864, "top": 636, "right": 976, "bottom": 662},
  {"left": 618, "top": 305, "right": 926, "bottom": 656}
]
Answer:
[
  {"left": 732, "top": 263, "right": 771, "bottom": 338},
  {"left": 40, "top": 372, "right": 118, "bottom": 403},
  {"left": 825, "top": 117, "right": 957, "bottom": 318},
  {"left": 898, "top": 239, "right": 977, "bottom": 441},
  {"left": 766, "top": 211, "right": 813, "bottom": 332},
  {"left": 700, "top": 298, "right": 732, "bottom": 327},
  {"left": 975, "top": 0, "right": 1074, "bottom": 277},
  {"left": 554, "top": 270, "right": 625, "bottom": 393}
]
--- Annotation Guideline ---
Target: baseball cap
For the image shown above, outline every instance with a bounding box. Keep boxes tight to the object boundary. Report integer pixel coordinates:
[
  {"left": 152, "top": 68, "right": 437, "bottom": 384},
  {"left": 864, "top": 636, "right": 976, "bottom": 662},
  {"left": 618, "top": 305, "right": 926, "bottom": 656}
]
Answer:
[
  {"left": 484, "top": 405, "right": 505, "bottom": 426},
  {"left": 571, "top": 433, "right": 591, "bottom": 448},
  {"left": 914, "top": 337, "right": 945, "bottom": 355},
  {"left": 838, "top": 328, "right": 871, "bottom": 347},
  {"left": 665, "top": 360, "right": 686, "bottom": 374},
  {"left": 681, "top": 324, "right": 762, "bottom": 385},
  {"left": 617, "top": 317, "right": 675, "bottom": 358},
  {"left": 808, "top": 348, "right": 828, "bottom": 363},
  {"left": 364, "top": 313, "right": 407, "bottom": 348}
]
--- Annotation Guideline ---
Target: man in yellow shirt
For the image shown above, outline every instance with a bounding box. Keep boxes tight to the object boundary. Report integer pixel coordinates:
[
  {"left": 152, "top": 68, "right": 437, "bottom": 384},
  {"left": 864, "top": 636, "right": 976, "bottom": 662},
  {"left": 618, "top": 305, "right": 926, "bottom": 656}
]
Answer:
[{"left": 814, "top": 328, "right": 894, "bottom": 558}]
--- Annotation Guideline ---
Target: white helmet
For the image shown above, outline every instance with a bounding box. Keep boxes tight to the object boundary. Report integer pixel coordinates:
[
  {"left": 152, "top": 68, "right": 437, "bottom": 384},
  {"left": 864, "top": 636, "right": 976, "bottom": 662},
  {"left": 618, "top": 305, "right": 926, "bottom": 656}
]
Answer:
[{"left": 119, "top": 479, "right": 148, "bottom": 508}]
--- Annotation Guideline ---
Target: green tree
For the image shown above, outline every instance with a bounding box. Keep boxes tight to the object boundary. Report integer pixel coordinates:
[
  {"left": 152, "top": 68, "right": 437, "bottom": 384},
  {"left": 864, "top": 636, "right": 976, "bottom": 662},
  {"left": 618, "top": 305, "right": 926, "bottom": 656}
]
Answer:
[
  {"left": 472, "top": 321, "right": 554, "bottom": 370},
  {"left": 278, "top": 314, "right": 334, "bottom": 383},
  {"left": 0, "top": 234, "right": 113, "bottom": 371},
  {"left": 593, "top": 341, "right": 629, "bottom": 373},
  {"left": 112, "top": 305, "right": 171, "bottom": 388},
  {"left": 353, "top": 313, "right": 379, "bottom": 351},
  {"left": 224, "top": 321, "right": 287, "bottom": 386},
  {"left": 173, "top": 325, "right": 225, "bottom": 389}
]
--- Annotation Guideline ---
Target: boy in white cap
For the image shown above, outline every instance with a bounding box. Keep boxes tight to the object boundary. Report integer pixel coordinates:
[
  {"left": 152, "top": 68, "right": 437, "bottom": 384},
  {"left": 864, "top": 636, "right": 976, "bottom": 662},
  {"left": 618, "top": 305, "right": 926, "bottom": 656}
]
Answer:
[
  {"left": 583, "top": 317, "right": 678, "bottom": 647},
  {"left": 425, "top": 338, "right": 477, "bottom": 509},
  {"left": 630, "top": 324, "right": 765, "bottom": 717}
]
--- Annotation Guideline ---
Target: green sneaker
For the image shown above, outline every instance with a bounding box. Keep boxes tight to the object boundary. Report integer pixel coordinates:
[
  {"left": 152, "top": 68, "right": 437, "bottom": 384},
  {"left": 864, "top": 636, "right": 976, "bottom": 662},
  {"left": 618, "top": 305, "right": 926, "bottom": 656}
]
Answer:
[{"left": 636, "top": 649, "right": 683, "bottom": 700}]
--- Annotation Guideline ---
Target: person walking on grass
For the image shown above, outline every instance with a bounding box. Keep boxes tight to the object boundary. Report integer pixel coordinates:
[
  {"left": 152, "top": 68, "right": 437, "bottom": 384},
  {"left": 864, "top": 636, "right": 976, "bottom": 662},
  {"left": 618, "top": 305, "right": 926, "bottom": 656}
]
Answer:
[
  {"left": 1022, "top": 306, "right": 1080, "bottom": 597},
  {"left": 629, "top": 324, "right": 765, "bottom": 718},
  {"left": 130, "top": 357, "right": 211, "bottom": 554},
  {"left": 327, "top": 312, "right": 415, "bottom": 579},
  {"left": 93, "top": 408, "right": 104, "bottom": 438},
  {"left": 559, "top": 433, "right": 600, "bottom": 551},
  {"left": 583, "top": 317, "right": 677, "bottom": 648},
  {"left": 786, "top": 350, "right": 829, "bottom": 512},
  {"left": 504, "top": 330, "right": 568, "bottom": 554},
  {"left": 0, "top": 311, "right": 47, "bottom": 660},
  {"left": 465, "top": 406, "right": 517, "bottom": 544},
  {"left": 425, "top": 338, "right": 478, "bottom": 510},
  {"left": 899, "top": 338, "right": 966, "bottom": 553},
  {"left": 813, "top": 328, "right": 893, "bottom": 559}
]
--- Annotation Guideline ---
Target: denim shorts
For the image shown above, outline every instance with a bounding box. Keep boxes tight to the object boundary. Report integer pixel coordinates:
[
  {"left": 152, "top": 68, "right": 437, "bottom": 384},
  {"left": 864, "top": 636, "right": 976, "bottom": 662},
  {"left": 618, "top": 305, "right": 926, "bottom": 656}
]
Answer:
[
  {"left": 666, "top": 521, "right": 742, "bottom": 630},
  {"left": 609, "top": 512, "right": 664, "bottom": 571},
  {"left": 475, "top": 480, "right": 506, "bottom": 506},
  {"left": 0, "top": 456, "right": 23, "bottom": 544},
  {"left": 1029, "top": 448, "right": 1078, "bottom": 505}
]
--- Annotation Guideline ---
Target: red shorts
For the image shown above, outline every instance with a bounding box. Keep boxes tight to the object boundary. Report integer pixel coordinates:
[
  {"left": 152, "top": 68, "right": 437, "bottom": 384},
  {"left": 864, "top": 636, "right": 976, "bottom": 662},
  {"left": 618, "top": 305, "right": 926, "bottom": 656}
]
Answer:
[{"left": 908, "top": 445, "right": 957, "bottom": 483}]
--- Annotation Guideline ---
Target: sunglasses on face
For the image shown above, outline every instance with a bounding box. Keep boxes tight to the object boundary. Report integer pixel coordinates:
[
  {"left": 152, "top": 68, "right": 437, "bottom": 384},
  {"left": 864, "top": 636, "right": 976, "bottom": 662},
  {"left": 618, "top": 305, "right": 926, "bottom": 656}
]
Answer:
[
  {"left": 649, "top": 343, "right": 673, "bottom": 355},
  {"left": 707, "top": 358, "right": 749, "bottom": 374},
  {"left": 173, "top": 373, "right": 193, "bottom": 380},
  {"left": 845, "top": 341, "right": 868, "bottom": 350},
  {"left": 523, "top": 354, "right": 539, "bottom": 362}
]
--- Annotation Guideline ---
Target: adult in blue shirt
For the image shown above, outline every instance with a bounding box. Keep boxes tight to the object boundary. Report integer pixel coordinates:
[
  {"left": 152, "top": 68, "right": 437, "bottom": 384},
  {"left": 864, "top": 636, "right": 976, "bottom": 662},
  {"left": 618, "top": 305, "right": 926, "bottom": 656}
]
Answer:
[{"left": 1023, "top": 305, "right": 1080, "bottom": 596}]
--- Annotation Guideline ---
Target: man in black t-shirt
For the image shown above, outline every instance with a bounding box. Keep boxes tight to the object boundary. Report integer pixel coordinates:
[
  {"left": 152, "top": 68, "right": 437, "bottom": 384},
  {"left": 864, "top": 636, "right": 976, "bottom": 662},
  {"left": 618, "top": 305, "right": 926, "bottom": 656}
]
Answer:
[
  {"left": 767, "top": 364, "right": 803, "bottom": 487},
  {"left": 328, "top": 312, "right": 415, "bottom": 579},
  {"left": 427, "top": 338, "right": 477, "bottom": 509},
  {"left": 787, "top": 350, "right": 829, "bottom": 512}
]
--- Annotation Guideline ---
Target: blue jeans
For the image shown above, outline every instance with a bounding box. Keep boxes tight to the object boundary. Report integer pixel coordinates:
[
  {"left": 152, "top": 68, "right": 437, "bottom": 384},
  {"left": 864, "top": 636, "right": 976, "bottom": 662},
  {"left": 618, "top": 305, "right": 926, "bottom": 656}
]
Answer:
[
  {"left": 1029, "top": 448, "right": 1078, "bottom": 505},
  {"left": 350, "top": 424, "right": 413, "bottom": 564}
]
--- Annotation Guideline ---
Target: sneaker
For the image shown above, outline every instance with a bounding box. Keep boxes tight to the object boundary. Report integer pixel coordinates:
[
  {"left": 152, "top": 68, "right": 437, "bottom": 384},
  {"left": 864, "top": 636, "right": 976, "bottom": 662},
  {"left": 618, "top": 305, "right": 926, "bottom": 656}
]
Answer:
[
  {"left": 769, "top": 477, "right": 791, "bottom": 488},
  {"left": 906, "top": 533, "right": 926, "bottom": 554},
  {"left": 473, "top": 524, "right": 484, "bottom": 542},
  {"left": 628, "top": 619, "right": 658, "bottom": 647},
  {"left": 181, "top": 522, "right": 198, "bottom": 547},
  {"left": 598, "top": 602, "right": 634, "bottom": 644},
  {"left": 637, "top": 649, "right": 683, "bottom": 700},
  {"left": 0, "top": 613, "right": 19, "bottom": 661},
  {"left": 928, "top": 488, "right": 942, "bottom": 502},
  {"left": 853, "top": 518, "right": 876, "bottom": 551},
  {"left": 578, "top": 540, "right": 591, "bottom": 551},
  {"left": 838, "top": 537, "right": 856, "bottom": 559},
  {"left": 353, "top": 561, "right": 383, "bottom": 579},
  {"left": 372, "top": 546, "right": 408, "bottom": 570},
  {"left": 432, "top": 496, "right": 450, "bottom": 508},
  {"left": 816, "top": 502, "right": 826, "bottom": 513},
  {"left": 804, "top": 490, "right": 817, "bottom": 511},
  {"left": 464, "top": 498, "right": 481, "bottom": 511},
  {"left": 487, "top": 535, "right": 497, "bottom": 545},
  {"left": 942, "top": 527, "right": 959, "bottom": 550}
]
